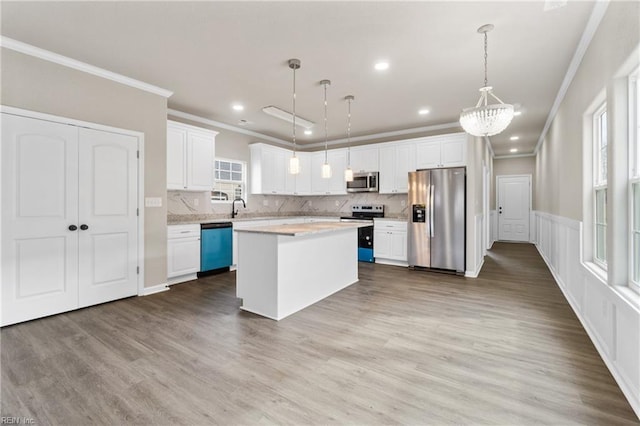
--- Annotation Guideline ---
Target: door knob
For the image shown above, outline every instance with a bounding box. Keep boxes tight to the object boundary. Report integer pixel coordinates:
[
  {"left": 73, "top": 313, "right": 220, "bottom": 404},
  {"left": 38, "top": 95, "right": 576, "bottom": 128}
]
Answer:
[
  {"left": 80, "top": 224, "right": 89, "bottom": 230},
  {"left": 68, "top": 225, "right": 78, "bottom": 231}
]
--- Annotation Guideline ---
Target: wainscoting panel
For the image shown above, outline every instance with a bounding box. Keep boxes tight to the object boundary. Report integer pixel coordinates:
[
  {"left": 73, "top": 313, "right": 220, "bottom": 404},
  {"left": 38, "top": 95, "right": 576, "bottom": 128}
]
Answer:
[
  {"left": 465, "top": 213, "right": 484, "bottom": 278},
  {"left": 490, "top": 210, "right": 497, "bottom": 247},
  {"left": 534, "top": 211, "right": 640, "bottom": 418}
]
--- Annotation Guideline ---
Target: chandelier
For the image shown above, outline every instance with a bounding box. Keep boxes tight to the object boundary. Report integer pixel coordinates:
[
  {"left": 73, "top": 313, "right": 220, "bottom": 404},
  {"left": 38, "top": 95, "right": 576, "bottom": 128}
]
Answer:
[{"left": 459, "top": 24, "right": 514, "bottom": 137}]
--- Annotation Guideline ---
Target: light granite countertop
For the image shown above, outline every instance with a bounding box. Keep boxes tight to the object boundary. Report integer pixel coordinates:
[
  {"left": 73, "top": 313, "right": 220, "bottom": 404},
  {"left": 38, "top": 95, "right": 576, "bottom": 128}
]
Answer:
[
  {"left": 234, "top": 221, "right": 369, "bottom": 237},
  {"left": 167, "top": 214, "right": 341, "bottom": 226},
  {"left": 374, "top": 216, "right": 408, "bottom": 222}
]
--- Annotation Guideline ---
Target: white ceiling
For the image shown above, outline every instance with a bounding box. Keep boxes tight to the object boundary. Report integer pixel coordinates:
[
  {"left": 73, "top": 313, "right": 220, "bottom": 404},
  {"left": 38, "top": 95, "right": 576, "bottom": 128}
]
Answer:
[{"left": 1, "top": 1, "right": 596, "bottom": 156}]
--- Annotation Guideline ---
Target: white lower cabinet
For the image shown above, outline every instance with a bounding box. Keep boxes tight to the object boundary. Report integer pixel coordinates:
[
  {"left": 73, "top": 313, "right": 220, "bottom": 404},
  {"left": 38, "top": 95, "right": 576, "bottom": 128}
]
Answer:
[
  {"left": 167, "top": 224, "right": 201, "bottom": 284},
  {"left": 374, "top": 219, "right": 408, "bottom": 266}
]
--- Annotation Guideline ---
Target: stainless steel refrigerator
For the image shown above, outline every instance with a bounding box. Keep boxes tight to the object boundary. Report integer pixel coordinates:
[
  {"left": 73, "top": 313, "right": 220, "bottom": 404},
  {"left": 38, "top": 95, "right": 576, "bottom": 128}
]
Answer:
[{"left": 408, "top": 168, "right": 466, "bottom": 274}]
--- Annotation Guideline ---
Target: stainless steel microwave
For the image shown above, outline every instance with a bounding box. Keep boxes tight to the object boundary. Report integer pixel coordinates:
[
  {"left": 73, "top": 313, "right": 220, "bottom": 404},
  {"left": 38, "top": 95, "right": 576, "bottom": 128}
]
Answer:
[{"left": 347, "top": 172, "right": 379, "bottom": 193}]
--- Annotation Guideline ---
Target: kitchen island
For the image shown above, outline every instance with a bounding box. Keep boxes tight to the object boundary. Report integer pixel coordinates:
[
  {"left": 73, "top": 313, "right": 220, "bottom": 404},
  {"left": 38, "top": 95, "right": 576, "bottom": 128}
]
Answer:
[{"left": 235, "top": 221, "right": 367, "bottom": 320}]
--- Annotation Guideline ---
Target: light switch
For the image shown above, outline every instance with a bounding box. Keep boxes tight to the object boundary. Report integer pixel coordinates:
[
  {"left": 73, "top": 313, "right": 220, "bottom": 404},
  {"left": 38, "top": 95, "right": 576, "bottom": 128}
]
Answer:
[
  {"left": 145, "top": 197, "right": 162, "bottom": 207},
  {"left": 193, "top": 198, "right": 199, "bottom": 207}
]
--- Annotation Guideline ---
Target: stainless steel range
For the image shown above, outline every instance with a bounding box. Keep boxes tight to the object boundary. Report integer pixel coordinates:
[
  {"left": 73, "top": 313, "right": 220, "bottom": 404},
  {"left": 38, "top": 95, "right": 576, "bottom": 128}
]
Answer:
[{"left": 340, "top": 204, "right": 384, "bottom": 263}]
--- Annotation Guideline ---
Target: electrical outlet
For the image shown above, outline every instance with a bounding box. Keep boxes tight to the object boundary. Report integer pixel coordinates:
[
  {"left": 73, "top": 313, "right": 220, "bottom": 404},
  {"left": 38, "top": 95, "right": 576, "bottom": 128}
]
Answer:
[
  {"left": 263, "top": 199, "right": 269, "bottom": 206},
  {"left": 401, "top": 200, "right": 406, "bottom": 207},
  {"left": 144, "top": 197, "right": 162, "bottom": 207},
  {"left": 308, "top": 200, "right": 313, "bottom": 207},
  {"left": 335, "top": 200, "right": 339, "bottom": 206},
  {"left": 193, "top": 198, "right": 199, "bottom": 207}
]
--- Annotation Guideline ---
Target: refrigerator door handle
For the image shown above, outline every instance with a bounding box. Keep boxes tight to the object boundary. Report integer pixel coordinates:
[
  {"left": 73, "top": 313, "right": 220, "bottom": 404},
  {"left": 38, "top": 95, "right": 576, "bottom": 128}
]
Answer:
[{"left": 429, "top": 183, "right": 435, "bottom": 238}]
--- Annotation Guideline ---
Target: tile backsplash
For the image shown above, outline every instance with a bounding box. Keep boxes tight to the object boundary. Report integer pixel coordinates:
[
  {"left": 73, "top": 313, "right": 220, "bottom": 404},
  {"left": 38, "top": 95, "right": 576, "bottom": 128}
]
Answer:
[{"left": 167, "top": 191, "right": 409, "bottom": 219}]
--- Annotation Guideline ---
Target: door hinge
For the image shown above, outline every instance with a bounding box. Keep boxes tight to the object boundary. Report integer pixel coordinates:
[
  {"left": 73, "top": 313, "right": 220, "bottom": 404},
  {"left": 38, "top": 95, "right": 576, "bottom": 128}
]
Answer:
[
  {"left": 137, "top": 150, "right": 140, "bottom": 159},
  {"left": 137, "top": 208, "right": 140, "bottom": 216},
  {"left": 137, "top": 266, "right": 140, "bottom": 274}
]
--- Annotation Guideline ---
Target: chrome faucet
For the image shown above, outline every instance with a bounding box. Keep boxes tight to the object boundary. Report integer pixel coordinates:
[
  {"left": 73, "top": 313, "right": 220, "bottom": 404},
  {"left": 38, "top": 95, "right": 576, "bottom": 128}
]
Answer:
[{"left": 231, "top": 198, "right": 246, "bottom": 219}]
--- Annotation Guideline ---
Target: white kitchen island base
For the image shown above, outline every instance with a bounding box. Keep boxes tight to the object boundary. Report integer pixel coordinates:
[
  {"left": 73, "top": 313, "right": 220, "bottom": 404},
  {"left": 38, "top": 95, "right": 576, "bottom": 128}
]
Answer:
[{"left": 236, "top": 223, "right": 361, "bottom": 320}]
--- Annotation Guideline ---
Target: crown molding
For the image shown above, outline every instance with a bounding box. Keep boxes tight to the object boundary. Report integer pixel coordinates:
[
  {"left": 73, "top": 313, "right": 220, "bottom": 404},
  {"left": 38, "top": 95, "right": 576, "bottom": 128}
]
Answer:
[
  {"left": 1, "top": 36, "right": 174, "bottom": 98},
  {"left": 169, "top": 109, "right": 462, "bottom": 149},
  {"left": 534, "top": 0, "right": 610, "bottom": 154},
  {"left": 168, "top": 109, "right": 293, "bottom": 147},
  {"left": 494, "top": 153, "right": 536, "bottom": 160},
  {"left": 302, "top": 121, "right": 461, "bottom": 149}
]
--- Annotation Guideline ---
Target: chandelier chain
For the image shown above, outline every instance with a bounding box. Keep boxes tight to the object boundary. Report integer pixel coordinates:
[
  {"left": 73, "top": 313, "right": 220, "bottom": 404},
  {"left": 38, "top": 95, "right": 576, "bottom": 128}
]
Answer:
[{"left": 484, "top": 31, "right": 488, "bottom": 88}]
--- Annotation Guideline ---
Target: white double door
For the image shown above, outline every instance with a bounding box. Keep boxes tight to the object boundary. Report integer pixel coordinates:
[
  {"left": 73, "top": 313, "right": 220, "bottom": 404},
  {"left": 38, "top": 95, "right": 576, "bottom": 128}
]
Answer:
[{"left": 2, "top": 113, "right": 139, "bottom": 326}]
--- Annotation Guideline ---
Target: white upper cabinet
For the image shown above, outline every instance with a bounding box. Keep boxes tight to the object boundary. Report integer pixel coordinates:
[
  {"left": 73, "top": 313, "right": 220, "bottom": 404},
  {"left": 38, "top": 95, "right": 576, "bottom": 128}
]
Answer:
[
  {"left": 167, "top": 120, "right": 217, "bottom": 191},
  {"left": 415, "top": 133, "right": 466, "bottom": 169},
  {"left": 311, "top": 149, "right": 348, "bottom": 195},
  {"left": 249, "top": 132, "right": 465, "bottom": 197},
  {"left": 250, "top": 143, "right": 289, "bottom": 195},
  {"left": 293, "top": 152, "right": 312, "bottom": 195},
  {"left": 349, "top": 146, "right": 379, "bottom": 172},
  {"left": 379, "top": 142, "right": 416, "bottom": 194}
]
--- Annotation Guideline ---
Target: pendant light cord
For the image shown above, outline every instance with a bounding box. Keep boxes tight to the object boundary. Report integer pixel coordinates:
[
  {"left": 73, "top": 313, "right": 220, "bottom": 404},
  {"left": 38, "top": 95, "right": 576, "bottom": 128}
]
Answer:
[
  {"left": 292, "top": 65, "right": 297, "bottom": 155},
  {"left": 323, "top": 82, "right": 328, "bottom": 163},
  {"left": 347, "top": 97, "right": 352, "bottom": 165}
]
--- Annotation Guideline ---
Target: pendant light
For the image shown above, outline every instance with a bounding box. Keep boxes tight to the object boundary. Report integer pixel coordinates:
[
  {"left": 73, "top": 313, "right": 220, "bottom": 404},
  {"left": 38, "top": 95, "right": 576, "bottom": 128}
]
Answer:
[
  {"left": 288, "top": 59, "right": 301, "bottom": 174},
  {"left": 459, "top": 24, "right": 514, "bottom": 137},
  {"left": 320, "top": 79, "right": 332, "bottom": 179},
  {"left": 344, "top": 95, "right": 355, "bottom": 182}
]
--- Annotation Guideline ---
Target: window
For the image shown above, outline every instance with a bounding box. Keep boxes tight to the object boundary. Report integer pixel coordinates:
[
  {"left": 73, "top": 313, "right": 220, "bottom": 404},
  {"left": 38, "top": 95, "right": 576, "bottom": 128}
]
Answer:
[
  {"left": 212, "top": 158, "right": 245, "bottom": 203},
  {"left": 630, "top": 68, "right": 640, "bottom": 293},
  {"left": 593, "top": 105, "right": 608, "bottom": 268}
]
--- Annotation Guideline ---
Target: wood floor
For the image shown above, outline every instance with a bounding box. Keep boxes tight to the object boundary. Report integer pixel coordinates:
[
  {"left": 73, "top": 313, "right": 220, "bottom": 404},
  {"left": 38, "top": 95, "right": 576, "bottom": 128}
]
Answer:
[{"left": 2, "top": 243, "right": 638, "bottom": 425}]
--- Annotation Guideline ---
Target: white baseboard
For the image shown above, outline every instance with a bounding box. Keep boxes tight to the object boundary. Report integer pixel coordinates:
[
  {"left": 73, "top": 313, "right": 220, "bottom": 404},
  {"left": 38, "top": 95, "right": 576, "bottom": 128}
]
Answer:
[
  {"left": 465, "top": 258, "right": 484, "bottom": 278},
  {"left": 140, "top": 283, "right": 169, "bottom": 296},
  {"left": 167, "top": 273, "right": 198, "bottom": 286},
  {"left": 374, "top": 258, "right": 408, "bottom": 267}
]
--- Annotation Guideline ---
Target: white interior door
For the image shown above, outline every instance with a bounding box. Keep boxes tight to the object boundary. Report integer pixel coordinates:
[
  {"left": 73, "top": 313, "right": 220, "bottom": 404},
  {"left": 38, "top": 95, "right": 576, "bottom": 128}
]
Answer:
[
  {"left": 1, "top": 114, "right": 80, "bottom": 326},
  {"left": 78, "top": 128, "right": 139, "bottom": 308},
  {"left": 497, "top": 175, "right": 531, "bottom": 242}
]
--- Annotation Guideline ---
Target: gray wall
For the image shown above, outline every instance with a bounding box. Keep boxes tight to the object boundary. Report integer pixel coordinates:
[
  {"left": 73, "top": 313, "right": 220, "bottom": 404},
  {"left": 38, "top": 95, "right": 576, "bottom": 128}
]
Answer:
[
  {"left": 535, "top": 1, "right": 640, "bottom": 221},
  {"left": 2, "top": 49, "right": 169, "bottom": 289}
]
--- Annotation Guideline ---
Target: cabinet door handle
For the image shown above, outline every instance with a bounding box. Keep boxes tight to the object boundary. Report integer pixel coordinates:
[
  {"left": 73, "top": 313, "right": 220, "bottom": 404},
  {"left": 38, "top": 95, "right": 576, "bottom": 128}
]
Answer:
[
  {"left": 68, "top": 225, "right": 78, "bottom": 231},
  {"left": 80, "top": 224, "right": 89, "bottom": 231}
]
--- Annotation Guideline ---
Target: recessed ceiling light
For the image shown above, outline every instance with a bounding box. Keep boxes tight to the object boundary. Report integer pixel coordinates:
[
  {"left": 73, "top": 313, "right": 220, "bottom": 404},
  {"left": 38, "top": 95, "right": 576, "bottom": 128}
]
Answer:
[
  {"left": 510, "top": 136, "right": 519, "bottom": 141},
  {"left": 514, "top": 111, "right": 522, "bottom": 116},
  {"left": 374, "top": 61, "right": 389, "bottom": 71},
  {"left": 418, "top": 109, "right": 430, "bottom": 115},
  {"left": 232, "top": 104, "right": 244, "bottom": 111},
  {"left": 510, "top": 148, "right": 518, "bottom": 153},
  {"left": 304, "top": 130, "right": 312, "bottom": 135}
]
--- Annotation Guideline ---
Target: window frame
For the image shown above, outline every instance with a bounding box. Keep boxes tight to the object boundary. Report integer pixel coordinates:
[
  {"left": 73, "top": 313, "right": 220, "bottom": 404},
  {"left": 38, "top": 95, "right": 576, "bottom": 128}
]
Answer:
[
  {"left": 211, "top": 157, "right": 246, "bottom": 204},
  {"left": 628, "top": 68, "right": 640, "bottom": 293},
  {"left": 593, "top": 103, "right": 608, "bottom": 269}
]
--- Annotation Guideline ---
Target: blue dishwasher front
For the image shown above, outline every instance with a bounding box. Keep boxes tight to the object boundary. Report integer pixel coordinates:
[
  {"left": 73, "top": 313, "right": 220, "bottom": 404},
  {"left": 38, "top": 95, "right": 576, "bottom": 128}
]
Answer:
[{"left": 200, "top": 222, "right": 233, "bottom": 273}]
